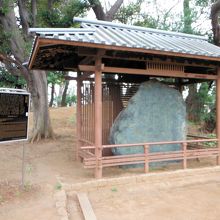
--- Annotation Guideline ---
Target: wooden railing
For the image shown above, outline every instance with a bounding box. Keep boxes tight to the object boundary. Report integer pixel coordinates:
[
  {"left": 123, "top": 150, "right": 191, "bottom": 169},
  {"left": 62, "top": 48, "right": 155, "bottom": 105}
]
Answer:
[{"left": 79, "top": 139, "right": 219, "bottom": 175}]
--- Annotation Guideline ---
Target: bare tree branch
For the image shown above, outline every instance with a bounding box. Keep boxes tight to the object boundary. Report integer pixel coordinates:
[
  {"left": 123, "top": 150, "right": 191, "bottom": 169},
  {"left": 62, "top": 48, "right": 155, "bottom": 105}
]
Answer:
[
  {"left": 47, "top": 0, "right": 54, "bottom": 10},
  {"left": 162, "top": 1, "right": 179, "bottom": 28},
  {"left": 106, "top": 0, "right": 123, "bottom": 21},
  {"left": 0, "top": 54, "right": 29, "bottom": 80},
  {"left": 88, "top": 0, "right": 106, "bottom": 20},
  {"left": 0, "top": 54, "right": 22, "bottom": 68},
  {"left": 211, "top": 0, "right": 220, "bottom": 45},
  {"left": 88, "top": 0, "right": 124, "bottom": 21},
  {"left": 17, "top": 0, "right": 31, "bottom": 38},
  {"left": 31, "top": 0, "right": 37, "bottom": 27},
  {"left": 0, "top": 2, "right": 26, "bottom": 63}
]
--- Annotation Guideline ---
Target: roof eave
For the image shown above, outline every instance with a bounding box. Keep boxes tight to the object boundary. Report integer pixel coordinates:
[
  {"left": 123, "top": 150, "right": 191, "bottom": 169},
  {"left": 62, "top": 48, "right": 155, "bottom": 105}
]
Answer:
[
  {"left": 28, "top": 36, "right": 40, "bottom": 69},
  {"left": 28, "top": 37, "right": 220, "bottom": 70}
]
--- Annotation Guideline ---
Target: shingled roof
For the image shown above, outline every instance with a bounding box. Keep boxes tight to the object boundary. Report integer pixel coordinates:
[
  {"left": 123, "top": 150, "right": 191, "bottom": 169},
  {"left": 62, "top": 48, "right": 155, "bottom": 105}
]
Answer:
[
  {"left": 33, "top": 17, "right": 220, "bottom": 55},
  {"left": 28, "top": 17, "right": 220, "bottom": 70}
]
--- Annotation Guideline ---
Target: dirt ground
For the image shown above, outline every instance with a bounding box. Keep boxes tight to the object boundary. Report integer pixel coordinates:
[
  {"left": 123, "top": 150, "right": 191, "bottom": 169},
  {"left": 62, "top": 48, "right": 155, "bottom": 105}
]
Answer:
[
  {"left": 88, "top": 181, "right": 220, "bottom": 220},
  {"left": 0, "top": 107, "right": 220, "bottom": 220}
]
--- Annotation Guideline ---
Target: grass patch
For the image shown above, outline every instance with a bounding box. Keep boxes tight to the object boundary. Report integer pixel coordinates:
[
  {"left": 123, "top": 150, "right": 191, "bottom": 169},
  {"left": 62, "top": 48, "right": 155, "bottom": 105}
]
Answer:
[{"left": 55, "top": 182, "right": 62, "bottom": 190}]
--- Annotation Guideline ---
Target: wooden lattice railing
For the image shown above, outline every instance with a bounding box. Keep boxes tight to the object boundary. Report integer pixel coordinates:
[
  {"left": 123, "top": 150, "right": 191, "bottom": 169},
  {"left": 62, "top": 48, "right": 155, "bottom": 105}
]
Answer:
[{"left": 79, "top": 139, "right": 219, "bottom": 174}]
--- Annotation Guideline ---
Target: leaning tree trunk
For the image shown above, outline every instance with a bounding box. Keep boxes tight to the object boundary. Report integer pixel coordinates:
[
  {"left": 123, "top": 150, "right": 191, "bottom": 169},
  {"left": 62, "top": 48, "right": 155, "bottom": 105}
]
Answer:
[
  {"left": 30, "top": 70, "right": 54, "bottom": 142},
  {"left": 203, "top": 107, "right": 216, "bottom": 133},
  {"left": 185, "top": 84, "right": 200, "bottom": 122},
  {"left": 61, "top": 80, "right": 69, "bottom": 107},
  {"left": 49, "top": 83, "right": 55, "bottom": 107},
  {"left": 211, "top": 0, "right": 220, "bottom": 46},
  {"left": 202, "top": 0, "right": 220, "bottom": 132},
  {"left": 0, "top": 0, "right": 54, "bottom": 142}
]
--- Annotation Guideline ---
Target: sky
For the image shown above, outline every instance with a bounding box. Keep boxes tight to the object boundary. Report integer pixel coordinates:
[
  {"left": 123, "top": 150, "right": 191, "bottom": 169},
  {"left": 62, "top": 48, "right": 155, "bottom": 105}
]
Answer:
[
  {"left": 87, "top": 0, "right": 183, "bottom": 19},
  {"left": 86, "top": 0, "right": 212, "bottom": 34}
]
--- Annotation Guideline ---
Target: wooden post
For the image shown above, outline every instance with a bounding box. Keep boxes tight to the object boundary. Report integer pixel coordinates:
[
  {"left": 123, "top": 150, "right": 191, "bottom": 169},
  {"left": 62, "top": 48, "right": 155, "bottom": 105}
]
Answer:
[
  {"left": 21, "top": 141, "right": 25, "bottom": 189},
  {"left": 76, "top": 72, "right": 82, "bottom": 161},
  {"left": 182, "top": 142, "right": 187, "bottom": 169},
  {"left": 94, "top": 56, "right": 103, "bottom": 179},
  {"left": 216, "top": 67, "right": 220, "bottom": 165},
  {"left": 144, "top": 145, "right": 149, "bottom": 173}
]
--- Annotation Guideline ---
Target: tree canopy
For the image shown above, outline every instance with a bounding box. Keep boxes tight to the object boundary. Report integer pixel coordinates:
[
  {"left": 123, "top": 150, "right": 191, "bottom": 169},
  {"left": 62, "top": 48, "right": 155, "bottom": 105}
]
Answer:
[{"left": 0, "top": 0, "right": 220, "bottom": 140}]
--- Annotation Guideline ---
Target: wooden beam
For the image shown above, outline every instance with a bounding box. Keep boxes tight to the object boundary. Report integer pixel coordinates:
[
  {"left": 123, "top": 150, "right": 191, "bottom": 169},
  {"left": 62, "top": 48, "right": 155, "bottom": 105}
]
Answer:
[
  {"left": 78, "top": 54, "right": 215, "bottom": 68},
  {"left": 79, "top": 49, "right": 106, "bottom": 65},
  {"left": 77, "top": 47, "right": 97, "bottom": 56},
  {"left": 78, "top": 65, "right": 217, "bottom": 80},
  {"left": 216, "top": 67, "right": 220, "bottom": 165},
  {"left": 77, "top": 193, "right": 97, "bottom": 220},
  {"left": 38, "top": 38, "right": 220, "bottom": 62},
  {"left": 102, "top": 55, "right": 216, "bottom": 68},
  {"left": 181, "top": 79, "right": 214, "bottom": 85},
  {"left": 94, "top": 54, "right": 103, "bottom": 179},
  {"left": 80, "top": 56, "right": 95, "bottom": 65},
  {"left": 28, "top": 37, "right": 40, "bottom": 69},
  {"left": 65, "top": 76, "right": 211, "bottom": 85}
]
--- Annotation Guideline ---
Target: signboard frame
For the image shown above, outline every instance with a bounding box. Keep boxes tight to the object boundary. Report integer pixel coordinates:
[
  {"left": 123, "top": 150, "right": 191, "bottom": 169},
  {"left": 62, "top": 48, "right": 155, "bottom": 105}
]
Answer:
[{"left": 0, "top": 88, "right": 30, "bottom": 144}]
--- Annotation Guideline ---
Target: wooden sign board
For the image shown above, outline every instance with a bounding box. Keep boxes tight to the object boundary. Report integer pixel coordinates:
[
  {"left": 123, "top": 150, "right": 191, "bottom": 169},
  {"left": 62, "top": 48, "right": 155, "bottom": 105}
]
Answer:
[{"left": 0, "top": 88, "right": 30, "bottom": 143}]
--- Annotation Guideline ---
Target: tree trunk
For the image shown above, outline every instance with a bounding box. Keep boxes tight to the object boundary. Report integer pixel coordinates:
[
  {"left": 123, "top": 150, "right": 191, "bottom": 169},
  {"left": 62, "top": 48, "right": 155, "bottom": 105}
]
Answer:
[
  {"left": 203, "top": 0, "right": 220, "bottom": 132},
  {"left": 183, "top": 0, "right": 201, "bottom": 122},
  {"left": 30, "top": 70, "right": 54, "bottom": 142},
  {"left": 106, "top": 0, "right": 123, "bottom": 21},
  {"left": 183, "top": 0, "right": 193, "bottom": 34},
  {"left": 185, "top": 84, "right": 200, "bottom": 122},
  {"left": 89, "top": 0, "right": 124, "bottom": 21},
  {"left": 211, "top": 0, "right": 220, "bottom": 46},
  {"left": 17, "top": 0, "right": 31, "bottom": 38},
  {"left": 49, "top": 83, "right": 55, "bottom": 107},
  {"left": 31, "top": 0, "right": 37, "bottom": 27},
  {"left": 203, "top": 107, "right": 216, "bottom": 133},
  {"left": 61, "top": 80, "right": 69, "bottom": 107},
  {"left": 0, "top": 0, "right": 54, "bottom": 142}
]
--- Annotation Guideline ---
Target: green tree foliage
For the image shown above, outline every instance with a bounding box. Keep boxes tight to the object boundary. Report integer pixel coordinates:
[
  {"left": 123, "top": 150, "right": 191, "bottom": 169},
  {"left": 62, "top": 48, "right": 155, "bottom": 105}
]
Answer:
[
  {"left": 55, "top": 94, "right": 76, "bottom": 106},
  {"left": 47, "top": 71, "right": 65, "bottom": 107},
  {"left": 117, "top": 0, "right": 212, "bottom": 35},
  {"left": 115, "top": 0, "right": 144, "bottom": 24},
  {"left": 0, "top": 28, "right": 10, "bottom": 55},
  {"left": 0, "top": 0, "right": 90, "bottom": 141},
  {"left": 186, "top": 83, "right": 215, "bottom": 122},
  {"left": 0, "top": 67, "right": 25, "bottom": 88},
  {"left": 38, "top": 0, "right": 89, "bottom": 27},
  {"left": 47, "top": 71, "right": 65, "bottom": 85},
  {"left": 203, "top": 84, "right": 216, "bottom": 132},
  {"left": 66, "top": 94, "right": 77, "bottom": 106}
]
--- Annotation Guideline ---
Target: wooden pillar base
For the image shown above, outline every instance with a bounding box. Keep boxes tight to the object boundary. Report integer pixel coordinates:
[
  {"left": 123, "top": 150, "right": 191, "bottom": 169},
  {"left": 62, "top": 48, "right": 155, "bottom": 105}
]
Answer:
[
  {"left": 216, "top": 148, "right": 220, "bottom": 166},
  {"left": 95, "top": 158, "right": 102, "bottom": 179},
  {"left": 144, "top": 145, "right": 149, "bottom": 173},
  {"left": 182, "top": 143, "right": 187, "bottom": 169}
]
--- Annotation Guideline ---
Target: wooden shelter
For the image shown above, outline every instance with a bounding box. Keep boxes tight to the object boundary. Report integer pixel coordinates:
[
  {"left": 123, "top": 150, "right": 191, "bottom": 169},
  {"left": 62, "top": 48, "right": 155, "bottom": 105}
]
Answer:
[{"left": 28, "top": 17, "right": 220, "bottom": 178}]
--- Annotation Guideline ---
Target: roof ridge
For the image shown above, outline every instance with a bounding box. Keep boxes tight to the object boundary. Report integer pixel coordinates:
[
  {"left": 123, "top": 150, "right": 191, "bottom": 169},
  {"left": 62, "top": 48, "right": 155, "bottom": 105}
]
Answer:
[
  {"left": 73, "top": 17, "right": 207, "bottom": 41},
  {"left": 28, "top": 28, "right": 95, "bottom": 33}
]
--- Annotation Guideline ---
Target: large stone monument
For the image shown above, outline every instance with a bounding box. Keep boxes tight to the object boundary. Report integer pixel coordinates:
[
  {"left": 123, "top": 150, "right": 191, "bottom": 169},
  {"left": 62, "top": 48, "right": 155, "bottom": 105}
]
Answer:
[{"left": 109, "top": 80, "right": 186, "bottom": 167}]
